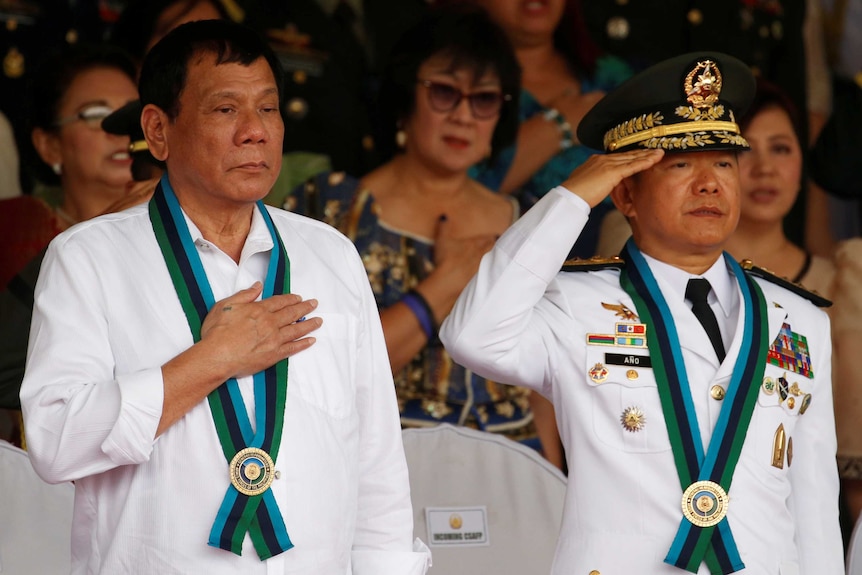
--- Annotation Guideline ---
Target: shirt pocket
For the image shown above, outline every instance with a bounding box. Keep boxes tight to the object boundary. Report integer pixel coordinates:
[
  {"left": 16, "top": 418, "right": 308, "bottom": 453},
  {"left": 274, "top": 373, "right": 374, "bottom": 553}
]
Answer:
[
  {"left": 288, "top": 312, "right": 357, "bottom": 420},
  {"left": 753, "top": 365, "right": 810, "bottom": 472},
  {"left": 585, "top": 347, "right": 671, "bottom": 453}
]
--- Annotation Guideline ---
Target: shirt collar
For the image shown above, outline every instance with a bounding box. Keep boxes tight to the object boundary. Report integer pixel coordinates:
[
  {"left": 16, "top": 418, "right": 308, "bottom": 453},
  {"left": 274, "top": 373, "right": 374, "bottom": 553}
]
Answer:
[
  {"left": 182, "top": 203, "right": 274, "bottom": 265},
  {"left": 641, "top": 252, "right": 735, "bottom": 319}
]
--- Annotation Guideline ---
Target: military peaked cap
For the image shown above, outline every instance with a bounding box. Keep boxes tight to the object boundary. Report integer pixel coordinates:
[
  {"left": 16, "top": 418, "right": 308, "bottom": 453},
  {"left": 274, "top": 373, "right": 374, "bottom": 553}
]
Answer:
[{"left": 577, "top": 52, "right": 755, "bottom": 153}]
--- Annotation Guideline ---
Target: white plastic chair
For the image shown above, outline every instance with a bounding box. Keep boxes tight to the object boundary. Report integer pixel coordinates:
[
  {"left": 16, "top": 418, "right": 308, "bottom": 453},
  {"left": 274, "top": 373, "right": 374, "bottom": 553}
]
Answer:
[
  {"left": 0, "top": 440, "right": 74, "bottom": 574},
  {"left": 402, "top": 424, "right": 566, "bottom": 574}
]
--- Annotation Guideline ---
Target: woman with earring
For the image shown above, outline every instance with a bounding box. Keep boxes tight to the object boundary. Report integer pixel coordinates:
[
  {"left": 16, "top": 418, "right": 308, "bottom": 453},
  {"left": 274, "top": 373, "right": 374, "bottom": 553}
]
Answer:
[
  {"left": 0, "top": 43, "right": 138, "bottom": 445},
  {"left": 726, "top": 79, "right": 835, "bottom": 295},
  {"left": 286, "top": 6, "right": 555, "bottom": 458},
  {"left": 0, "top": 44, "right": 138, "bottom": 289}
]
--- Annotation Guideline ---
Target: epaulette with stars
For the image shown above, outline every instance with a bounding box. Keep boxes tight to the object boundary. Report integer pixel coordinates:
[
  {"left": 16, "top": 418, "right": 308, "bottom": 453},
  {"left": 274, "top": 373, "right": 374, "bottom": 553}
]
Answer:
[
  {"left": 561, "top": 255, "right": 625, "bottom": 272},
  {"left": 740, "top": 260, "right": 832, "bottom": 308}
]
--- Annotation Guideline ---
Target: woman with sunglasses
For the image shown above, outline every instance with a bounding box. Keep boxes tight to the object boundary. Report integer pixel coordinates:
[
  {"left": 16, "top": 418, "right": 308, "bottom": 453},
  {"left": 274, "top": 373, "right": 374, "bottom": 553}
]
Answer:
[
  {"left": 0, "top": 43, "right": 138, "bottom": 445},
  {"left": 286, "top": 6, "right": 555, "bottom": 457},
  {"left": 1, "top": 43, "right": 137, "bottom": 285}
]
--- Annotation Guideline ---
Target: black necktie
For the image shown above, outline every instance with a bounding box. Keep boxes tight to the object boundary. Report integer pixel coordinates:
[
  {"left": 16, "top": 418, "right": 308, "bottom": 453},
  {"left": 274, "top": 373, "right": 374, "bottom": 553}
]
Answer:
[{"left": 685, "top": 278, "right": 726, "bottom": 363}]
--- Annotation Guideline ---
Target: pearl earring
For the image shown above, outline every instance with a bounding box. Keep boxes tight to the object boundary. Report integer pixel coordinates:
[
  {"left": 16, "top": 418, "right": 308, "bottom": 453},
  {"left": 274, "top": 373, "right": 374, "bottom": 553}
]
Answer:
[
  {"left": 395, "top": 129, "right": 407, "bottom": 148},
  {"left": 51, "top": 163, "right": 62, "bottom": 175}
]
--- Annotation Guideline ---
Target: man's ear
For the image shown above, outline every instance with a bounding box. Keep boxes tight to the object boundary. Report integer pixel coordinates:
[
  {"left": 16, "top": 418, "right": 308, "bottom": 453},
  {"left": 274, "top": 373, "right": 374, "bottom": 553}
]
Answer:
[
  {"left": 31, "top": 128, "right": 62, "bottom": 166},
  {"left": 610, "top": 176, "right": 637, "bottom": 219},
  {"left": 141, "top": 104, "right": 170, "bottom": 162}
]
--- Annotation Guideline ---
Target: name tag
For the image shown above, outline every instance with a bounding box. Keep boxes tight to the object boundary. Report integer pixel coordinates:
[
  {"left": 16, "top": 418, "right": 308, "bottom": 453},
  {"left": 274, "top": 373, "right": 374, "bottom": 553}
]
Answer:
[
  {"left": 605, "top": 353, "right": 652, "bottom": 368},
  {"left": 426, "top": 506, "right": 489, "bottom": 547}
]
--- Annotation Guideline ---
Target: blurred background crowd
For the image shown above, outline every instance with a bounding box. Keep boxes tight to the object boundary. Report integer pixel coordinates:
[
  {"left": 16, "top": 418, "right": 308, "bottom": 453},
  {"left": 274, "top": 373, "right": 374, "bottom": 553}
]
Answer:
[{"left": 2, "top": 0, "right": 862, "bottom": 551}]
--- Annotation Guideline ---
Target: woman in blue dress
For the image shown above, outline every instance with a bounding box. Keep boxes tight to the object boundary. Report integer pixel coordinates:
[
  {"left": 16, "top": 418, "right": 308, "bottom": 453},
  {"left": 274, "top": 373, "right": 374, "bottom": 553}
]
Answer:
[
  {"left": 285, "top": 6, "right": 553, "bottom": 456},
  {"left": 471, "top": 0, "right": 632, "bottom": 259}
]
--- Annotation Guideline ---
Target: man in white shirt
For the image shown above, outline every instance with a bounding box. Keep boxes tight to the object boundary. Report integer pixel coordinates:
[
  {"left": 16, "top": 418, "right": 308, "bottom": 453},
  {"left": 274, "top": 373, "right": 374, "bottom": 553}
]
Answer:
[
  {"left": 20, "top": 19, "right": 429, "bottom": 575},
  {"left": 440, "top": 52, "right": 844, "bottom": 575}
]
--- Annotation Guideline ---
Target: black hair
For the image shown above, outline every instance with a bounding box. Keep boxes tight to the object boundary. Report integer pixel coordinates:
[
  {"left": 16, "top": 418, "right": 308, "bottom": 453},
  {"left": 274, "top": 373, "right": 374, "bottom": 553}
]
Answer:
[
  {"left": 108, "top": 0, "right": 230, "bottom": 65},
  {"left": 24, "top": 42, "right": 138, "bottom": 186},
  {"left": 139, "top": 19, "right": 284, "bottom": 121},
  {"left": 375, "top": 5, "right": 521, "bottom": 162},
  {"left": 739, "top": 77, "right": 803, "bottom": 143}
]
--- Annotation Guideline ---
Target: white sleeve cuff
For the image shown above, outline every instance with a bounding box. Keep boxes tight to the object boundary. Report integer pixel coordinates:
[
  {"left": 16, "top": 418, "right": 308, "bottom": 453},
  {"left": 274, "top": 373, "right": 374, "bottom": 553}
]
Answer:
[{"left": 102, "top": 367, "right": 164, "bottom": 464}]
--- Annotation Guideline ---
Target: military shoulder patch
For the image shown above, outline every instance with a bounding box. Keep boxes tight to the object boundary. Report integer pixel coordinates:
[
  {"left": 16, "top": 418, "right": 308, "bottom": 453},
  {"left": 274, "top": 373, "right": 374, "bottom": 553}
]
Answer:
[
  {"left": 561, "top": 255, "right": 625, "bottom": 272},
  {"left": 740, "top": 260, "right": 832, "bottom": 308}
]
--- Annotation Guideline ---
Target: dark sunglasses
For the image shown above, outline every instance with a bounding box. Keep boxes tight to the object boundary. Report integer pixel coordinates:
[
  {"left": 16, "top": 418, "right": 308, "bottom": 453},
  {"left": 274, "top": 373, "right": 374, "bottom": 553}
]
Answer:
[{"left": 417, "top": 79, "right": 510, "bottom": 120}]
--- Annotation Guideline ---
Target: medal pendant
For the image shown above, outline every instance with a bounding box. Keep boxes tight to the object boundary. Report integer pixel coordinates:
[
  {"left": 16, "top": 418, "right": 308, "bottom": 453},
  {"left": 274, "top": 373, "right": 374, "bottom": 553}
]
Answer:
[
  {"left": 230, "top": 447, "right": 275, "bottom": 496},
  {"left": 681, "top": 480, "right": 728, "bottom": 528}
]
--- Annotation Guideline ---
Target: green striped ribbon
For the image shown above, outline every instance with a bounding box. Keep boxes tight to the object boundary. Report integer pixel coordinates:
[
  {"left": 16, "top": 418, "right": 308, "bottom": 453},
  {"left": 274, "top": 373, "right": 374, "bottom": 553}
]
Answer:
[
  {"left": 619, "top": 240, "right": 769, "bottom": 574},
  {"left": 149, "top": 175, "right": 293, "bottom": 558}
]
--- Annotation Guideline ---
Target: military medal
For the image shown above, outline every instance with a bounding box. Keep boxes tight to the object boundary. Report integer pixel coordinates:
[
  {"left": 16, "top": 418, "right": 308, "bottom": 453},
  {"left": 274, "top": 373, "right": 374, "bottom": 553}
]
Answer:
[
  {"left": 230, "top": 447, "right": 275, "bottom": 496},
  {"left": 762, "top": 376, "right": 776, "bottom": 394},
  {"left": 681, "top": 481, "right": 728, "bottom": 528},
  {"left": 799, "top": 393, "right": 812, "bottom": 415},
  {"left": 589, "top": 363, "right": 609, "bottom": 383},
  {"left": 620, "top": 406, "right": 646, "bottom": 432}
]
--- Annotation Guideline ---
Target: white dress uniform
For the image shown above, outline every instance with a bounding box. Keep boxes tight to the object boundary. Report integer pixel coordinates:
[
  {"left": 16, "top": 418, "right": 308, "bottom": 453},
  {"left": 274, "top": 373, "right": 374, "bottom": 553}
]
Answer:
[{"left": 440, "top": 186, "right": 844, "bottom": 575}]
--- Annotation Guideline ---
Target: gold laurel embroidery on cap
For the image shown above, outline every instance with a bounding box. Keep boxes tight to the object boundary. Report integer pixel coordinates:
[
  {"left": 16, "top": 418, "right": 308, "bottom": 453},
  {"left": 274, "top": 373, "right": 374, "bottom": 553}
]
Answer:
[
  {"left": 602, "top": 111, "right": 664, "bottom": 151},
  {"left": 621, "top": 406, "right": 646, "bottom": 432},
  {"left": 674, "top": 104, "right": 726, "bottom": 122},
  {"left": 637, "top": 130, "right": 748, "bottom": 151}
]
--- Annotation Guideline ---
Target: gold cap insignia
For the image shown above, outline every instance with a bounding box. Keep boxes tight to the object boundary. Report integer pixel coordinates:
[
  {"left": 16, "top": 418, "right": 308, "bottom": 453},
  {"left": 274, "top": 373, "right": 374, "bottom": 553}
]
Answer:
[{"left": 684, "top": 60, "right": 723, "bottom": 108}]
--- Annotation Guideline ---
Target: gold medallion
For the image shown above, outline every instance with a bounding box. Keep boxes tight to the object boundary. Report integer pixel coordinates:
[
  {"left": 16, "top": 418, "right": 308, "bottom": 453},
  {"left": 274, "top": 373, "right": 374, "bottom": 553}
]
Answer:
[
  {"left": 681, "top": 480, "right": 728, "bottom": 527},
  {"left": 229, "top": 447, "right": 275, "bottom": 496},
  {"left": 449, "top": 514, "right": 463, "bottom": 529}
]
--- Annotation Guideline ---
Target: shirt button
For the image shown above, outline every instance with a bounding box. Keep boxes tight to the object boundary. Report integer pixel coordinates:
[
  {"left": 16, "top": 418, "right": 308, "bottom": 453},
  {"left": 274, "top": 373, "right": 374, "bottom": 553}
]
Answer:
[
  {"left": 589, "top": 570, "right": 602, "bottom": 575},
  {"left": 710, "top": 385, "right": 726, "bottom": 401}
]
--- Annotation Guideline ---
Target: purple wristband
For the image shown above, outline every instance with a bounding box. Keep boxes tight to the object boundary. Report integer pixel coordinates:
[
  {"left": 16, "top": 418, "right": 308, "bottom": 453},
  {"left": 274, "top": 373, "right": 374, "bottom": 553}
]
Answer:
[{"left": 401, "top": 290, "right": 436, "bottom": 341}]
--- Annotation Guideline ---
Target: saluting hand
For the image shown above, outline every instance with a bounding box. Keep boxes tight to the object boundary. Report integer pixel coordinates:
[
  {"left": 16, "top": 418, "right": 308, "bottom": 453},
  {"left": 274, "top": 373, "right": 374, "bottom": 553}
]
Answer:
[
  {"left": 561, "top": 148, "right": 664, "bottom": 208},
  {"left": 200, "top": 282, "right": 322, "bottom": 379}
]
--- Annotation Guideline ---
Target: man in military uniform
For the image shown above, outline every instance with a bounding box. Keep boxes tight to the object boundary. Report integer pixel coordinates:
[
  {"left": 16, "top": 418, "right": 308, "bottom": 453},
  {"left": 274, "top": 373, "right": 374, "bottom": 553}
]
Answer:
[{"left": 440, "top": 52, "right": 843, "bottom": 574}]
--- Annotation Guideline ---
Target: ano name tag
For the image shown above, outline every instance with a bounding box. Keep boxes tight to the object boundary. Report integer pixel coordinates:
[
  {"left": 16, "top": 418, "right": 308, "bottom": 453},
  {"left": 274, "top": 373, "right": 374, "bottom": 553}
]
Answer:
[{"left": 426, "top": 506, "right": 489, "bottom": 547}]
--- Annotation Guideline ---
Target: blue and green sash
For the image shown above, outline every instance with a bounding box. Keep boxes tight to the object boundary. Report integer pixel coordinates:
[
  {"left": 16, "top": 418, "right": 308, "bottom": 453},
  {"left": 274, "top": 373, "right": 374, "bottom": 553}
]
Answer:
[
  {"left": 149, "top": 175, "right": 293, "bottom": 559},
  {"left": 619, "top": 240, "right": 769, "bottom": 575}
]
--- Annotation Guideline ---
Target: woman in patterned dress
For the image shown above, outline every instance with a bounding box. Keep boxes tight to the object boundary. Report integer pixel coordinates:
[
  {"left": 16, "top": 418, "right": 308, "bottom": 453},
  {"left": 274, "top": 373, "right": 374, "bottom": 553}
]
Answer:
[{"left": 287, "top": 6, "right": 558, "bottom": 460}]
